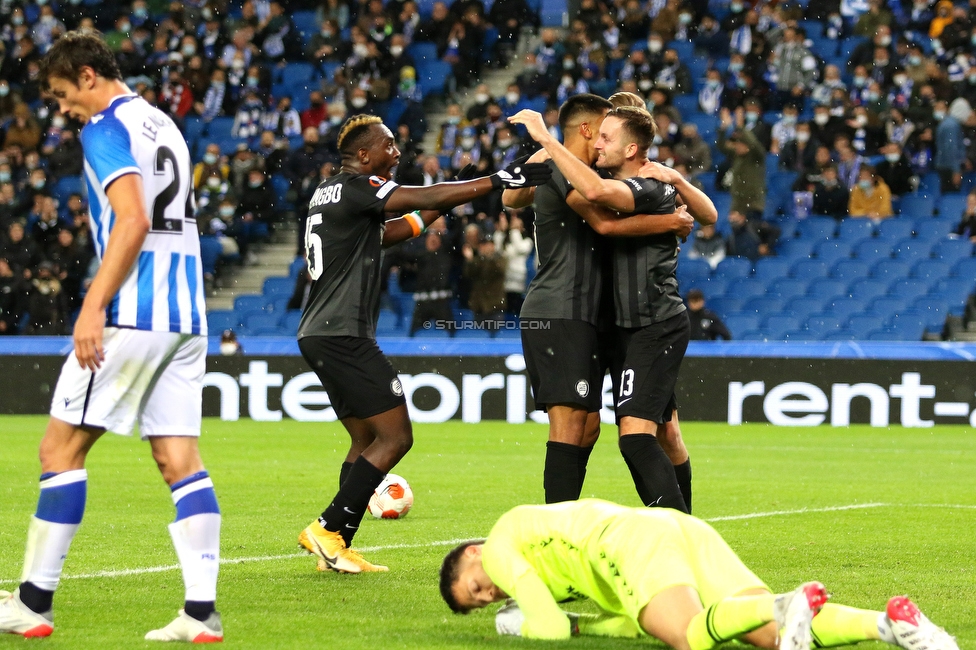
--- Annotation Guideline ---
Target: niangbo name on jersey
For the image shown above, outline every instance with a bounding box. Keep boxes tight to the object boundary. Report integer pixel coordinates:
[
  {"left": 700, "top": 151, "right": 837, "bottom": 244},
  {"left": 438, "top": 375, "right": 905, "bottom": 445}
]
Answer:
[{"left": 309, "top": 183, "right": 343, "bottom": 208}]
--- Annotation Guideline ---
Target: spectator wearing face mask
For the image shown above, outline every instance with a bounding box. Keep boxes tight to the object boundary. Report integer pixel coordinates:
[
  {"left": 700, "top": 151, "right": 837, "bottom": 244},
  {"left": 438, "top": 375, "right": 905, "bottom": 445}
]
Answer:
[
  {"left": 848, "top": 165, "right": 893, "bottom": 220},
  {"left": 193, "top": 144, "right": 230, "bottom": 191},
  {"left": 2, "top": 104, "right": 41, "bottom": 153},
  {"left": 779, "top": 121, "right": 818, "bottom": 173},
  {"left": 261, "top": 96, "right": 302, "bottom": 138},
  {"left": 770, "top": 104, "right": 800, "bottom": 155},
  {"left": 674, "top": 123, "right": 711, "bottom": 176},
  {"left": 437, "top": 104, "right": 468, "bottom": 156},
  {"left": 875, "top": 143, "right": 915, "bottom": 196},
  {"left": 698, "top": 69, "right": 724, "bottom": 116},
  {"left": 812, "top": 165, "right": 850, "bottom": 218}
]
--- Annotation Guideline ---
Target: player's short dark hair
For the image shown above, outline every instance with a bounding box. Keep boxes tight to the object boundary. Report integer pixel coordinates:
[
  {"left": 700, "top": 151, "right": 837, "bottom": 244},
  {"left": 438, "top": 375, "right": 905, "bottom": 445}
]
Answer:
[
  {"left": 39, "top": 31, "right": 122, "bottom": 88},
  {"left": 558, "top": 94, "right": 612, "bottom": 133},
  {"left": 686, "top": 288, "right": 704, "bottom": 302},
  {"left": 605, "top": 106, "right": 656, "bottom": 154},
  {"left": 337, "top": 114, "right": 384, "bottom": 159},
  {"left": 439, "top": 540, "right": 485, "bottom": 615}
]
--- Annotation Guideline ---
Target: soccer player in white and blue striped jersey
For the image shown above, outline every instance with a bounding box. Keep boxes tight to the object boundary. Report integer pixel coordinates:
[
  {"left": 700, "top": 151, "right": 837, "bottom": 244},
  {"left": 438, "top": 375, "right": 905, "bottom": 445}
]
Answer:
[{"left": 0, "top": 32, "right": 223, "bottom": 643}]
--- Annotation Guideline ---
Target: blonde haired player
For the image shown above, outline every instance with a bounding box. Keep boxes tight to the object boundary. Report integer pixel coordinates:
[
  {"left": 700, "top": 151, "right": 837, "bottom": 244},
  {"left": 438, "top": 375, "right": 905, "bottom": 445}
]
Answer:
[
  {"left": 0, "top": 31, "right": 222, "bottom": 642},
  {"left": 440, "top": 500, "right": 959, "bottom": 650}
]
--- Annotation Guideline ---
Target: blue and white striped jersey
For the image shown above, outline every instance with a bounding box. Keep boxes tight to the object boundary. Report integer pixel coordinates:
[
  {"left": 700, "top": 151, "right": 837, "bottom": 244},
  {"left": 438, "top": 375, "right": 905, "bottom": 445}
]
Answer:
[{"left": 81, "top": 94, "right": 207, "bottom": 335}]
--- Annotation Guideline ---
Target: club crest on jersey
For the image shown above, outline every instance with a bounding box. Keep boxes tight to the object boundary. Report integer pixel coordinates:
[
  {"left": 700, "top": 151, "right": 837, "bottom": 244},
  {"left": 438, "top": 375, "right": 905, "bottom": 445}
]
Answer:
[
  {"left": 575, "top": 380, "right": 589, "bottom": 398},
  {"left": 391, "top": 378, "right": 404, "bottom": 397},
  {"left": 369, "top": 175, "right": 387, "bottom": 188}
]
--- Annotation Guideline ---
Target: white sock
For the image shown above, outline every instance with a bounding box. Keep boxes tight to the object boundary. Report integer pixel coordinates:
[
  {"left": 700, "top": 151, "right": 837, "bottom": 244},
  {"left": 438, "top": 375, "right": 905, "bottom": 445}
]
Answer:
[
  {"left": 877, "top": 612, "right": 896, "bottom": 644},
  {"left": 21, "top": 516, "right": 80, "bottom": 592},
  {"left": 168, "top": 513, "right": 221, "bottom": 602}
]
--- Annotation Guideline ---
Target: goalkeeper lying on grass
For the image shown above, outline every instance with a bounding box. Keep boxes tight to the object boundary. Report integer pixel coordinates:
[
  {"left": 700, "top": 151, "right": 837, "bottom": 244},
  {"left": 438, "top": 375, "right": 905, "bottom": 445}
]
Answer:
[{"left": 439, "top": 499, "right": 957, "bottom": 650}]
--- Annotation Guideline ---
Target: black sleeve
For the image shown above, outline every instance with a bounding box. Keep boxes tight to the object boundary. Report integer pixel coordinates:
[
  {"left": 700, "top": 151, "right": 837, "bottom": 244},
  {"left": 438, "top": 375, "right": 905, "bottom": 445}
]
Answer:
[
  {"left": 623, "top": 176, "right": 677, "bottom": 215},
  {"left": 343, "top": 174, "right": 400, "bottom": 218}
]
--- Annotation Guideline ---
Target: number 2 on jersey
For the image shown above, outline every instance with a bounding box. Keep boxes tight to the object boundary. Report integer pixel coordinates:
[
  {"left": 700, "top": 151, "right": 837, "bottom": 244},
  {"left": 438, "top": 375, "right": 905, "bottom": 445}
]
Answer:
[
  {"left": 305, "top": 214, "right": 323, "bottom": 280},
  {"left": 151, "top": 146, "right": 186, "bottom": 233}
]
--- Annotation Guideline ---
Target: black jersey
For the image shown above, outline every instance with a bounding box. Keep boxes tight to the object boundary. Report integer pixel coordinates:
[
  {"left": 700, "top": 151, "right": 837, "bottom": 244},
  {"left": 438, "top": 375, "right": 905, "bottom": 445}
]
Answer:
[
  {"left": 611, "top": 176, "right": 684, "bottom": 329},
  {"left": 298, "top": 171, "right": 399, "bottom": 339},
  {"left": 520, "top": 160, "right": 606, "bottom": 325}
]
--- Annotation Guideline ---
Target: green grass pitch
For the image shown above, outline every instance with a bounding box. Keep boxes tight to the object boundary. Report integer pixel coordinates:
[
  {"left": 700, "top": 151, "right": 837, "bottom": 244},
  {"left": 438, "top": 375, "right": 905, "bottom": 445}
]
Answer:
[{"left": 1, "top": 415, "right": 974, "bottom": 649}]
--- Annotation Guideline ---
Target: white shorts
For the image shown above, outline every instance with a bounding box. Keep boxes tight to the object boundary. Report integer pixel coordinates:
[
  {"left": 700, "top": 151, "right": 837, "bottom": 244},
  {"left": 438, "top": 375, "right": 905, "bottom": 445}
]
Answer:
[{"left": 50, "top": 327, "right": 207, "bottom": 439}]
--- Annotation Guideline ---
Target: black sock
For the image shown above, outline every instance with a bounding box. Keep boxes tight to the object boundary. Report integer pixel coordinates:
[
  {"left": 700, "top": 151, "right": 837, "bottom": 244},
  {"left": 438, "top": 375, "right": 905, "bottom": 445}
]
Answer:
[
  {"left": 544, "top": 441, "right": 581, "bottom": 503},
  {"left": 319, "top": 456, "right": 385, "bottom": 546},
  {"left": 339, "top": 461, "right": 354, "bottom": 488},
  {"left": 618, "top": 434, "right": 687, "bottom": 512},
  {"left": 184, "top": 600, "right": 216, "bottom": 621},
  {"left": 17, "top": 582, "right": 52, "bottom": 614},
  {"left": 577, "top": 445, "right": 594, "bottom": 495},
  {"left": 673, "top": 459, "right": 692, "bottom": 514}
]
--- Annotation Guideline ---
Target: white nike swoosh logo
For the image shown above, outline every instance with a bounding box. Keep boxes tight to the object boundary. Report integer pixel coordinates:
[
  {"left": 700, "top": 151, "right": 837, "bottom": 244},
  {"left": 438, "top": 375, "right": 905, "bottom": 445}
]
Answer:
[
  {"left": 617, "top": 397, "right": 633, "bottom": 405},
  {"left": 343, "top": 507, "right": 355, "bottom": 514}
]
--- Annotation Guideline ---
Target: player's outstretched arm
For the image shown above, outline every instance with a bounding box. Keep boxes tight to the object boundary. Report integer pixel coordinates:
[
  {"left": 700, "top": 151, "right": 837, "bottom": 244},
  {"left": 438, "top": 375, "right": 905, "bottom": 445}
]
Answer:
[
  {"left": 382, "top": 209, "right": 441, "bottom": 247},
  {"left": 74, "top": 174, "right": 150, "bottom": 370},
  {"left": 567, "top": 191, "right": 694, "bottom": 238},
  {"left": 383, "top": 161, "right": 551, "bottom": 214},
  {"left": 508, "top": 109, "right": 636, "bottom": 213},
  {"left": 638, "top": 162, "right": 718, "bottom": 226}
]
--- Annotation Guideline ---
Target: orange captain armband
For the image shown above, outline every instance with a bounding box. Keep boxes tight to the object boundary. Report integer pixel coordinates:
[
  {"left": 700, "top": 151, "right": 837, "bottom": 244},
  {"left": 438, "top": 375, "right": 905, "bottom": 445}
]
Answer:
[{"left": 403, "top": 210, "right": 425, "bottom": 237}]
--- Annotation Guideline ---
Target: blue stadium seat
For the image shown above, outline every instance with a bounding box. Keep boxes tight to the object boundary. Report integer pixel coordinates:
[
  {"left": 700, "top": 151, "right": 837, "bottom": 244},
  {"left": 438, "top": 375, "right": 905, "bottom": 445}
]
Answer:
[
  {"left": 741, "top": 296, "right": 784, "bottom": 316},
  {"left": 932, "top": 239, "right": 973, "bottom": 264},
  {"left": 807, "top": 279, "right": 847, "bottom": 300},
  {"left": 837, "top": 218, "right": 875, "bottom": 242},
  {"left": 291, "top": 11, "right": 319, "bottom": 43},
  {"left": 235, "top": 295, "right": 269, "bottom": 313},
  {"left": 678, "top": 257, "right": 712, "bottom": 285},
  {"left": 207, "top": 310, "right": 241, "bottom": 332},
  {"left": 840, "top": 36, "right": 868, "bottom": 60},
  {"left": 244, "top": 313, "right": 282, "bottom": 332},
  {"left": 784, "top": 329, "right": 819, "bottom": 341},
  {"left": 753, "top": 257, "right": 790, "bottom": 283},
  {"left": 268, "top": 297, "right": 289, "bottom": 315},
  {"left": 707, "top": 297, "right": 744, "bottom": 316},
  {"left": 540, "top": 0, "right": 566, "bottom": 26},
  {"left": 685, "top": 114, "right": 719, "bottom": 141},
  {"left": 263, "top": 276, "right": 294, "bottom": 298},
  {"left": 726, "top": 278, "right": 766, "bottom": 299},
  {"left": 932, "top": 278, "right": 974, "bottom": 312},
  {"left": 715, "top": 257, "right": 753, "bottom": 279},
  {"left": 804, "top": 315, "right": 843, "bottom": 338},
  {"left": 917, "top": 171, "right": 941, "bottom": 195},
  {"left": 695, "top": 171, "right": 717, "bottom": 189},
  {"left": 455, "top": 328, "right": 491, "bottom": 339},
  {"left": 853, "top": 239, "right": 893, "bottom": 263},
  {"left": 281, "top": 311, "right": 302, "bottom": 335},
  {"left": 814, "top": 240, "right": 853, "bottom": 264},
  {"left": 725, "top": 314, "right": 761, "bottom": 337},
  {"left": 282, "top": 62, "right": 314, "bottom": 86},
  {"left": 207, "top": 116, "right": 235, "bottom": 140},
  {"left": 913, "top": 216, "right": 956, "bottom": 241},
  {"left": 670, "top": 40, "right": 695, "bottom": 60},
  {"left": 51, "top": 176, "right": 83, "bottom": 203},
  {"left": 697, "top": 275, "right": 729, "bottom": 297},
  {"left": 830, "top": 259, "right": 871, "bottom": 281},
  {"left": 779, "top": 239, "right": 817, "bottom": 259},
  {"left": 849, "top": 279, "right": 889, "bottom": 301},
  {"left": 870, "top": 259, "right": 910, "bottom": 283},
  {"left": 417, "top": 61, "right": 453, "bottom": 96},
  {"left": 912, "top": 296, "right": 948, "bottom": 331},
  {"left": 289, "top": 257, "right": 307, "bottom": 277},
  {"left": 798, "top": 19, "right": 824, "bottom": 39},
  {"left": 899, "top": 193, "right": 936, "bottom": 217},
  {"left": 911, "top": 260, "right": 950, "bottom": 281},
  {"left": 888, "top": 279, "right": 930, "bottom": 303},
  {"left": 767, "top": 278, "right": 808, "bottom": 300},
  {"left": 672, "top": 94, "right": 699, "bottom": 116},
  {"left": 876, "top": 218, "right": 914, "bottom": 241},
  {"left": 413, "top": 328, "right": 451, "bottom": 338},
  {"left": 784, "top": 297, "right": 823, "bottom": 320},
  {"left": 846, "top": 314, "right": 885, "bottom": 337},
  {"left": 199, "top": 235, "right": 222, "bottom": 277},
  {"left": 893, "top": 238, "right": 933, "bottom": 263},
  {"left": 798, "top": 217, "right": 837, "bottom": 241},
  {"left": 937, "top": 193, "right": 967, "bottom": 218},
  {"left": 950, "top": 257, "right": 976, "bottom": 279},
  {"left": 761, "top": 315, "right": 800, "bottom": 340},
  {"left": 824, "top": 330, "right": 859, "bottom": 341},
  {"left": 824, "top": 297, "right": 863, "bottom": 321},
  {"left": 868, "top": 297, "right": 904, "bottom": 322},
  {"left": 789, "top": 259, "right": 829, "bottom": 279},
  {"left": 887, "top": 311, "right": 926, "bottom": 340}
]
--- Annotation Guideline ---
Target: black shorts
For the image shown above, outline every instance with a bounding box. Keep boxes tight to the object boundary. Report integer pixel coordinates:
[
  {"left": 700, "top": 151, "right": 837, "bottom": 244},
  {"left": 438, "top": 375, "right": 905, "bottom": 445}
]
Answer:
[
  {"left": 521, "top": 319, "right": 604, "bottom": 412},
  {"left": 298, "top": 335, "right": 406, "bottom": 420},
  {"left": 614, "top": 311, "right": 690, "bottom": 424}
]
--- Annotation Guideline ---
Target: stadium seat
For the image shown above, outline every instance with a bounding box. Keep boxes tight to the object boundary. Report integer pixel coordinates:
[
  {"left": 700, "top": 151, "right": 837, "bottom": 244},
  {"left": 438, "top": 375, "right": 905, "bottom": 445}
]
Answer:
[
  {"left": 742, "top": 296, "right": 784, "bottom": 316},
  {"left": 849, "top": 279, "right": 889, "bottom": 301},
  {"left": 778, "top": 239, "right": 817, "bottom": 259},
  {"left": 724, "top": 314, "right": 761, "bottom": 337},
  {"left": 677, "top": 258, "right": 712, "bottom": 285},
  {"left": 837, "top": 218, "right": 875, "bottom": 242},
  {"left": 840, "top": 36, "right": 868, "bottom": 60},
  {"left": 51, "top": 176, "right": 83, "bottom": 203},
  {"left": 707, "top": 296, "right": 744, "bottom": 316},
  {"left": 289, "top": 257, "right": 307, "bottom": 277},
  {"left": 726, "top": 278, "right": 766, "bottom": 299},
  {"left": 853, "top": 239, "right": 893, "bottom": 263},
  {"left": 753, "top": 257, "right": 791, "bottom": 283},
  {"left": 932, "top": 278, "right": 974, "bottom": 312},
  {"left": 685, "top": 114, "right": 719, "bottom": 141},
  {"left": 932, "top": 239, "right": 973, "bottom": 264},
  {"left": 454, "top": 328, "right": 491, "bottom": 339},
  {"left": 784, "top": 297, "right": 823, "bottom": 320},
  {"left": 291, "top": 11, "right": 319, "bottom": 43},
  {"left": 824, "top": 297, "right": 863, "bottom": 321},
  {"left": 893, "top": 238, "right": 933, "bottom": 263},
  {"left": 876, "top": 218, "right": 914, "bottom": 241},
  {"left": 913, "top": 216, "right": 956, "bottom": 241},
  {"left": 417, "top": 61, "right": 453, "bottom": 96},
  {"left": 846, "top": 314, "right": 885, "bottom": 337},
  {"left": 950, "top": 257, "right": 976, "bottom": 279},
  {"left": 767, "top": 278, "right": 808, "bottom": 300},
  {"left": 887, "top": 310, "right": 926, "bottom": 340},
  {"left": 761, "top": 315, "right": 800, "bottom": 340},
  {"left": 697, "top": 275, "right": 729, "bottom": 297},
  {"left": 244, "top": 313, "right": 281, "bottom": 332},
  {"left": 281, "top": 311, "right": 302, "bottom": 335},
  {"left": 868, "top": 297, "right": 904, "bottom": 322},
  {"left": 824, "top": 330, "right": 859, "bottom": 341},
  {"left": 207, "top": 310, "right": 241, "bottom": 332},
  {"left": 937, "top": 193, "right": 967, "bottom": 218},
  {"left": 206, "top": 116, "right": 235, "bottom": 140},
  {"left": 672, "top": 94, "right": 699, "bottom": 116},
  {"left": 263, "top": 276, "right": 294, "bottom": 298},
  {"left": 869, "top": 259, "right": 910, "bottom": 283},
  {"left": 807, "top": 279, "right": 848, "bottom": 300},
  {"left": 282, "top": 62, "right": 314, "bottom": 86},
  {"left": 830, "top": 259, "right": 871, "bottom": 281},
  {"left": 199, "top": 235, "right": 222, "bottom": 277},
  {"left": 715, "top": 257, "right": 753, "bottom": 279},
  {"left": 899, "top": 193, "right": 936, "bottom": 217},
  {"left": 814, "top": 240, "right": 853, "bottom": 264},
  {"left": 804, "top": 315, "right": 843, "bottom": 338},
  {"left": 798, "top": 217, "right": 837, "bottom": 241},
  {"left": 413, "top": 328, "right": 451, "bottom": 338},
  {"left": 912, "top": 296, "right": 948, "bottom": 331},
  {"left": 789, "top": 259, "right": 829, "bottom": 279},
  {"left": 234, "top": 295, "right": 270, "bottom": 313},
  {"left": 911, "top": 260, "right": 949, "bottom": 281},
  {"left": 917, "top": 171, "right": 941, "bottom": 195},
  {"left": 888, "top": 279, "right": 930, "bottom": 303}
]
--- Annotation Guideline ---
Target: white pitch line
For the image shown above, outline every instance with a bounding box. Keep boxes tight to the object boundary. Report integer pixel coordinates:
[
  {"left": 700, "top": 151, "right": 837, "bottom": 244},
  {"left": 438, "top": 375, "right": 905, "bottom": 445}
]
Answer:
[{"left": 1, "top": 504, "right": 968, "bottom": 584}]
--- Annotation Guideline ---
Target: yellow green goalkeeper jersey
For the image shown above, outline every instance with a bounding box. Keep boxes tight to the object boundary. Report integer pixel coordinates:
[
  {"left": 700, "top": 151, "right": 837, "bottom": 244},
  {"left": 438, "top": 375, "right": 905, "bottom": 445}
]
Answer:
[{"left": 481, "top": 499, "right": 765, "bottom": 641}]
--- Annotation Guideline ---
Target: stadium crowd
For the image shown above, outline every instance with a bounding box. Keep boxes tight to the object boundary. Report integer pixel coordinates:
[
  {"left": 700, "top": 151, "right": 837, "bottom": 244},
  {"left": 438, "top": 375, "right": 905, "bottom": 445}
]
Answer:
[{"left": 1, "top": 0, "right": 976, "bottom": 336}]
